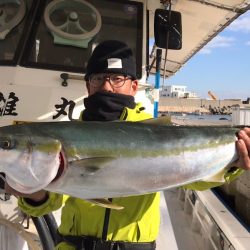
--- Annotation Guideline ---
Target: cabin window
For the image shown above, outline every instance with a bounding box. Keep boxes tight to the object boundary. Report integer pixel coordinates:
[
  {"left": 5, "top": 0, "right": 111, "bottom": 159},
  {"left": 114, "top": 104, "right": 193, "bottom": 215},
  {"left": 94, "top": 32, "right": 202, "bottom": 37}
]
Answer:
[
  {"left": 16, "top": 0, "right": 143, "bottom": 78},
  {"left": 0, "top": 0, "right": 34, "bottom": 65}
]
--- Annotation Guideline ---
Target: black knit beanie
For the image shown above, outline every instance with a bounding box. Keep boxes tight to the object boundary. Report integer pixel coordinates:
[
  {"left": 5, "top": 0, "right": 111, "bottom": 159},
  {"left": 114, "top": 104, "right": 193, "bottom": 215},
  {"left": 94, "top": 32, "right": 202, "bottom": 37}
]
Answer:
[{"left": 84, "top": 40, "right": 137, "bottom": 81}]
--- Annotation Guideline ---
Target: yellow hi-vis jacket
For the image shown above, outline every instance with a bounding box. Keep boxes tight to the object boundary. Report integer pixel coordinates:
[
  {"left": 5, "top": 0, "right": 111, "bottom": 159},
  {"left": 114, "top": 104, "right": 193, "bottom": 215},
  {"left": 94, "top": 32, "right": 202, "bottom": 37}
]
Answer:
[{"left": 18, "top": 103, "right": 161, "bottom": 250}]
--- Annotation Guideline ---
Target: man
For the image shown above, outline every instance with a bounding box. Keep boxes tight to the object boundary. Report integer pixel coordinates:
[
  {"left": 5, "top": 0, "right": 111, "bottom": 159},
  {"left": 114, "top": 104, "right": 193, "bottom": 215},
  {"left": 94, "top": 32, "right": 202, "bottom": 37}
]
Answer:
[{"left": 5, "top": 40, "right": 250, "bottom": 250}]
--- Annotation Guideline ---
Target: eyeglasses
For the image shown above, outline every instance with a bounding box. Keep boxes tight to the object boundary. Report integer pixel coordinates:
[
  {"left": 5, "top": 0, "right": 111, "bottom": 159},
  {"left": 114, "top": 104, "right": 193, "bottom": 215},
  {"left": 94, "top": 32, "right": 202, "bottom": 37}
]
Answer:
[{"left": 89, "top": 73, "right": 132, "bottom": 88}]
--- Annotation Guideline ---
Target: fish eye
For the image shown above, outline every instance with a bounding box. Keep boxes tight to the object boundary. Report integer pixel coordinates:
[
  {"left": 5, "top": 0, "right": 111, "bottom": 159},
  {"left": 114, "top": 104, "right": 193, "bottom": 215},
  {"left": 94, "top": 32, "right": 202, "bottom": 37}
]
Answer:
[{"left": 0, "top": 139, "right": 15, "bottom": 150}]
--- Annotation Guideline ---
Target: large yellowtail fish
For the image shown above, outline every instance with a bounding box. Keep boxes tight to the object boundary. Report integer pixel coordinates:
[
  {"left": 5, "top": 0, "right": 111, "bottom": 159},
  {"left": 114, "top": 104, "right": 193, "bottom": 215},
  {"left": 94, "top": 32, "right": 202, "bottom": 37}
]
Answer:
[{"left": 0, "top": 120, "right": 240, "bottom": 201}]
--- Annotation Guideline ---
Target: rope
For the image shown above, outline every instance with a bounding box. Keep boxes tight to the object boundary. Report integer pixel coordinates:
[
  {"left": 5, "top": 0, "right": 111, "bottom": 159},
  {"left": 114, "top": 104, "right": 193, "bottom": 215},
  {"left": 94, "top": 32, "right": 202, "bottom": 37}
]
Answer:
[{"left": 0, "top": 217, "right": 41, "bottom": 250}]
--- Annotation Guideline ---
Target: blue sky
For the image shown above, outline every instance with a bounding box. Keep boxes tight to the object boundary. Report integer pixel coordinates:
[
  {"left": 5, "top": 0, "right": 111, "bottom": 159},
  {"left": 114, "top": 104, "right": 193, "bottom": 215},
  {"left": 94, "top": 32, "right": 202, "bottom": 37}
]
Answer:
[{"left": 149, "top": 10, "right": 250, "bottom": 100}]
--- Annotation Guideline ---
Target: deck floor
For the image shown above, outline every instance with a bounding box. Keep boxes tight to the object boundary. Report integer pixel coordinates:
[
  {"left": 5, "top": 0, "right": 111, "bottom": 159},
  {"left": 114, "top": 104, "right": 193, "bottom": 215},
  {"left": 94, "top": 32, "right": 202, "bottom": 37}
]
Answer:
[{"left": 157, "top": 190, "right": 201, "bottom": 250}]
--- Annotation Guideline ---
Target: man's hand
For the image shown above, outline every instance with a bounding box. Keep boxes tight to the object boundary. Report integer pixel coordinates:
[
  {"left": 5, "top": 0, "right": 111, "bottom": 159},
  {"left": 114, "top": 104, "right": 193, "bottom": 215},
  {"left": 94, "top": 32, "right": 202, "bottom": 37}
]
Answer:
[
  {"left": 236, "top": 127, "right": 250, "bottom": 170},
  {"left": 4, "top": 182, "right": 48, "bottom": 202}
]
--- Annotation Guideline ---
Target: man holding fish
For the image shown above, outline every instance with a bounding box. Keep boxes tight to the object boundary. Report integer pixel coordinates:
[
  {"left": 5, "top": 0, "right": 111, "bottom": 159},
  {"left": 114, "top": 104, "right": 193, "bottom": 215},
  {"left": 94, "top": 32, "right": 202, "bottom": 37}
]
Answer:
[{"left": 3, "top": 40, "right": 250, "bottom": 250}]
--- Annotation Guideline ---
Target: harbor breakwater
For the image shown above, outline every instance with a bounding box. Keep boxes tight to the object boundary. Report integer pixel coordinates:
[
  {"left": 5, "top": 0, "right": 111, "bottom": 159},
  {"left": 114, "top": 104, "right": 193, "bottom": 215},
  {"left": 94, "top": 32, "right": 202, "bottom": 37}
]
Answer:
[{"left": 159, "top": 98, "right": 250, "bottom": 115}]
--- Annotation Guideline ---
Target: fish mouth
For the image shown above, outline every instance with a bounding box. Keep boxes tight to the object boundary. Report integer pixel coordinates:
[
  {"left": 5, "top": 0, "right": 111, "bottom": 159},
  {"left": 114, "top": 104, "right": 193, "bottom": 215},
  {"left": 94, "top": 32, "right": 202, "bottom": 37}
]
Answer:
[{"left": 51, "top": 150, "right": 67, "bottom": 183}]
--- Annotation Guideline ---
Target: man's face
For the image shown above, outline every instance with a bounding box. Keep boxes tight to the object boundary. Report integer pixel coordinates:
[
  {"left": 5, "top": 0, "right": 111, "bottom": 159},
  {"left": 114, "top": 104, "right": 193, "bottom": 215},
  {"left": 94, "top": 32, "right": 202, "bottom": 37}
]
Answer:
[{"left": 86, "top": 73, "right": 138, "bottom": 96}]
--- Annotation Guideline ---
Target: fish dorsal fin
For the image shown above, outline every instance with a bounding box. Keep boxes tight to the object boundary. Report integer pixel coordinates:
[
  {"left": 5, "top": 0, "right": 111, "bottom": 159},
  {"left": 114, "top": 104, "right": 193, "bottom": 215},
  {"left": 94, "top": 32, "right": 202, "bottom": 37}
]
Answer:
[
  {"left": 141, "top": 116, "right": 173, "bottom": 126},
  {"left": 87, "top": 199, "right": 124, "bottom": 210}
]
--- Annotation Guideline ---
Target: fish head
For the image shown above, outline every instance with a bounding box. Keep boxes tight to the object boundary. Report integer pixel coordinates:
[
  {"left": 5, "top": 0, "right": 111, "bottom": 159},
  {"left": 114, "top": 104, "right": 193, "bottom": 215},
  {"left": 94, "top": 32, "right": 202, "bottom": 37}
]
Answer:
[{"left": 0, "top": 134, "right": 62, "bottom": 193}]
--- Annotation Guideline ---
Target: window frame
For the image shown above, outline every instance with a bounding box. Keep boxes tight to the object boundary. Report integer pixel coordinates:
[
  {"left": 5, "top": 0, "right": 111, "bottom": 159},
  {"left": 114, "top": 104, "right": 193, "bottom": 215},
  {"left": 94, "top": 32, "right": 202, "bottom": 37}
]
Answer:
[{"left": 19, "top": 0, "right": 144, "bottom": 78}]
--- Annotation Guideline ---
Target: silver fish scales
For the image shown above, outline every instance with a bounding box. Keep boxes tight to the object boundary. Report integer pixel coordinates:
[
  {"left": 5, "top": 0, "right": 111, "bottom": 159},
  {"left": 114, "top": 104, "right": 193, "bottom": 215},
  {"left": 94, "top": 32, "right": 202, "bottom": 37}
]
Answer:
[{"left": 0, "top": 120, "right": 239, "bottom": 199}]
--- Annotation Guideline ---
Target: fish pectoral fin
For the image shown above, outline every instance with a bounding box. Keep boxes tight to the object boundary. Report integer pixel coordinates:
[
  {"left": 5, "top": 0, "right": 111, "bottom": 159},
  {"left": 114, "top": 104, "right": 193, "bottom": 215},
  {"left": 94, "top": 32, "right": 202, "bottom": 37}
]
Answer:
[
  {"left": 70, "top": 157, "right": 115, "bottom": 173},
  {"left": 141, "top": 116, "right": 173, "bottom": 126},
  {"left": 86, "top": 199, "right": 124, "bottom": 210},
  {"left": 201, "top": 168, "right": 227, "bottom": 183}
]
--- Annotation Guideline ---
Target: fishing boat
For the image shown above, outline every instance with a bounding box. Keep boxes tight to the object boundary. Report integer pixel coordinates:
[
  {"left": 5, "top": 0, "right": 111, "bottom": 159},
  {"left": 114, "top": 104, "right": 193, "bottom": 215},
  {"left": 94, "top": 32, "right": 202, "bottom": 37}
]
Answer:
[{"left": 0, "top": 0, "right": 249, "bottom": 249}]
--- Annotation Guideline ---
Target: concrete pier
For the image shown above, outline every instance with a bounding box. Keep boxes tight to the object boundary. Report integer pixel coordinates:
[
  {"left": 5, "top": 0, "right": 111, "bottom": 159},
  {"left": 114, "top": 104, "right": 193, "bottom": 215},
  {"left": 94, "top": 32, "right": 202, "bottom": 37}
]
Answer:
[{"left": 159, "top": 98, "right": 250, "bottom": 115}]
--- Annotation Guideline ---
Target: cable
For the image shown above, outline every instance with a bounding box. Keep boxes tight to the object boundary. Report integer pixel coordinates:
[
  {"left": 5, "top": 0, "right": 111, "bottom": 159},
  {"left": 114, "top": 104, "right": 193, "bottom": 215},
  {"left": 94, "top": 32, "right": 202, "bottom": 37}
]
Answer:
[
  {"left": 43, "top": 213, "right": 61, "bottom": 245},
  {"left": 31, "top": 216, "right": 55, "bottom": 250}
]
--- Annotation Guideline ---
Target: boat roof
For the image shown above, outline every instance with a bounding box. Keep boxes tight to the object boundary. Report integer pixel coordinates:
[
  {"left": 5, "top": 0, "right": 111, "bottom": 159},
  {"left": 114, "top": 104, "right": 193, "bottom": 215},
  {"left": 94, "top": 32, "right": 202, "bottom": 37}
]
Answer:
[{"left": 148, "top": 0, "right": 250, "bottom": 78}]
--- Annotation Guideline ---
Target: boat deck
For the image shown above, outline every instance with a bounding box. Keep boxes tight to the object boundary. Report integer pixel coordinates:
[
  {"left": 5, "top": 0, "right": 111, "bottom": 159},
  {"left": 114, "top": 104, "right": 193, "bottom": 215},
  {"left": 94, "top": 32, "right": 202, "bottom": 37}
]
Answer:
[{"left": 1, "top": 188, "right": 250, "bottom": 250}]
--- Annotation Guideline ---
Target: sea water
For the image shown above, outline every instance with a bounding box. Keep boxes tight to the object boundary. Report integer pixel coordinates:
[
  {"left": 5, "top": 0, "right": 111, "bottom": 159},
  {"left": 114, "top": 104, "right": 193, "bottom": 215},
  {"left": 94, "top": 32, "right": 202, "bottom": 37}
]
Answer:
[{"left": 173, "top": 114, "right": 232, "bottom": 122}]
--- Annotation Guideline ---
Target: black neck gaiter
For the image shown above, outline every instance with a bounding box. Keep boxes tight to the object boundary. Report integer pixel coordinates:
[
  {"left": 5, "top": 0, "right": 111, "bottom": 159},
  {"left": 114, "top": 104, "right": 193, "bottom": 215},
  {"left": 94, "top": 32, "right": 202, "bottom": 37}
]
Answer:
[{"left": 82, "top": 92, "right": 136, "bottom": 121}]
